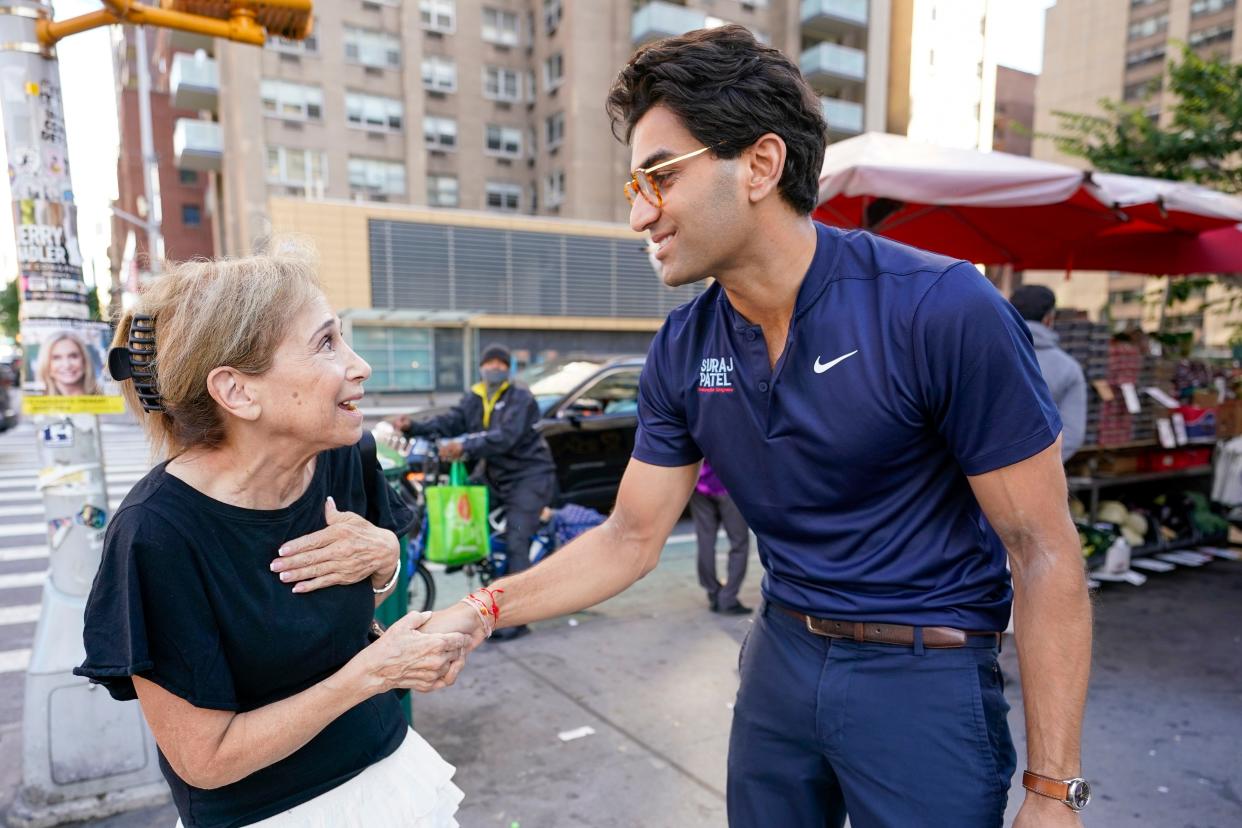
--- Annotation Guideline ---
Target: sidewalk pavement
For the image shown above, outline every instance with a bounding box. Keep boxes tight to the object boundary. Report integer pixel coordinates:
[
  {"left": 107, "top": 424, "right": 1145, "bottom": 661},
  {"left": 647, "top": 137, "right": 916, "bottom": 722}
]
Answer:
[{"left": 4, "top": 536, "right": 1240, "bottom": 827}]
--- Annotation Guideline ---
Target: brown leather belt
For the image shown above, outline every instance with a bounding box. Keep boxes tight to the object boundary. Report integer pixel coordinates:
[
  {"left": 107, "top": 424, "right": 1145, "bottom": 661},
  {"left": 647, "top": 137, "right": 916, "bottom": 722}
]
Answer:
[{"left": 775, "top": 606, "right": 1000, "bottom": 649}]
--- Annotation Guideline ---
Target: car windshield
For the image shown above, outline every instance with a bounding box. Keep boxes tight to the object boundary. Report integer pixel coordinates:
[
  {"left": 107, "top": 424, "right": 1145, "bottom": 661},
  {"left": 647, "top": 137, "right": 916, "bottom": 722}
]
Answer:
[{"left": 521, "top": 359, "right": 605, "bottom": 413}]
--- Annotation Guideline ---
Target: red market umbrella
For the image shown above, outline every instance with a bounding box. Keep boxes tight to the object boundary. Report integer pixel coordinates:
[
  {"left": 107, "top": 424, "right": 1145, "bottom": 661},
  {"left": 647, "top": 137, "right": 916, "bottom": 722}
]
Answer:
[{"left": 814, "top": 133, "right": 1242, "bottom": 274}]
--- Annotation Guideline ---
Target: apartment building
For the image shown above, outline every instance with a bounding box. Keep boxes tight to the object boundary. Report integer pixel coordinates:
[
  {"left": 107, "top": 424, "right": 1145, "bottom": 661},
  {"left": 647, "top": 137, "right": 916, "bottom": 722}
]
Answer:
[
  {"left": 887, "top": 0, "right": 997, "bottom": 151},
  {"left": 1030, "top": 0, "right": 1242, "bottom": 349},
  {"left": 993, "top": 65, "right": 1035, "bottom": 157},
  {"left": 119, "top": 1, "right": 903, "bottom": 390},
  {"left": 151, "top": 1, "right": 896, "bottom": 253},
  {"left": 110, "top": 26, "right": 216, "bottom": 300}
]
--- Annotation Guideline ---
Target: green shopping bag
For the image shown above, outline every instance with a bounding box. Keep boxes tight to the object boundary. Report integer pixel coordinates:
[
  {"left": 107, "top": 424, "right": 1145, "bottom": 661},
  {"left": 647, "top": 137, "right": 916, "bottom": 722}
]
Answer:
[{"left": 423, "top": 462, "right": 490, "bottom": 566}]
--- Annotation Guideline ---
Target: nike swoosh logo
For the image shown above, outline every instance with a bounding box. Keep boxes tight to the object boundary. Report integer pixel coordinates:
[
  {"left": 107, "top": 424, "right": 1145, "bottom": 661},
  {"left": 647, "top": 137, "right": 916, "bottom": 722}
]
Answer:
[{"left": 814, "top": 350, "right": 859, "bottom": 374}]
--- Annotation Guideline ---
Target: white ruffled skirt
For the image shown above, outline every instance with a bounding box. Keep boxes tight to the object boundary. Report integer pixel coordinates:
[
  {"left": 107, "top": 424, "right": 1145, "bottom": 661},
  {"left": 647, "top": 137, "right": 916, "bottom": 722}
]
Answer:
[{"left": 176, "top": 728, "right": 463, "bottom": 828}]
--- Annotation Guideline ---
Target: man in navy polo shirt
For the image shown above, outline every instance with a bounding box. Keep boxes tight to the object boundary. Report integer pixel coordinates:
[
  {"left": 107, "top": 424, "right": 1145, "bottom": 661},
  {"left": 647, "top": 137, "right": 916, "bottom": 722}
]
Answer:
[{"left": 428, "top": 24, "right": 1092, "bottom": 827}]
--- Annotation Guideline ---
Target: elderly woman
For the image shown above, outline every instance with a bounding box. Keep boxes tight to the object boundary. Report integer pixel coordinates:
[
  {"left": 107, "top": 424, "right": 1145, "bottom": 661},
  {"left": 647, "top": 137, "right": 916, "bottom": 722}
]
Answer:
[
  {"left": 75, "top": 246, "right": 471, "bottom": 827},
  {"left": 38, "top": 330, "right": 100, "bottom": 396}
]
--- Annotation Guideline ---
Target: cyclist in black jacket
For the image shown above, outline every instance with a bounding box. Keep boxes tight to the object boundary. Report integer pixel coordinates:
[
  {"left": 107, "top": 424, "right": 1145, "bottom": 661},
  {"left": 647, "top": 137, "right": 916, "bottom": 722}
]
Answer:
[{"left": 394, "top": 344, "right": 554, "bottom": 640}]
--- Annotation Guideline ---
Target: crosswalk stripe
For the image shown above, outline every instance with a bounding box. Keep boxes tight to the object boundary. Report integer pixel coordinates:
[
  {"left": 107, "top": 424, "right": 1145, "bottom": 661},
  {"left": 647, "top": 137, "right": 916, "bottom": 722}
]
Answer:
[
  {"left": 0, "top": 545, "right": 47, "bottom": 563},
  {"left": 0, "top": 493, "right": 132, "bottom": 515},
  {"left": 0, "top": 464, "right": 152, "bottom": 480},
  {"left": 0, "top": 487, "right": 133, "bottom": 504},
  {"left": 0, "top": 604, "right": 40, "bottom": 626},
  {"left": 0, "top": 523, "right": 46, "bottom": 539},
  {"left": 0, "top": 649, "right": 31, "bottom": 674},
  {"left": 0, "top": 571, "right": 46, "bottom": 590},
  {"left": 0, "top": 473, "right": 145, "bottom": 491}
]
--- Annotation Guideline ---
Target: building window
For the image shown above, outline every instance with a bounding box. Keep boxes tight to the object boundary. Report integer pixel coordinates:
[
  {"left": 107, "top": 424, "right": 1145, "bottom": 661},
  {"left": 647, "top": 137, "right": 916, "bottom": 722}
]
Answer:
[
  {"left": 1124, "top": 79, "right": 1159, "bottom": 101},
  {"left": 543, "top": 52, "right": 564, "bottom": 91},
  {"left": 423, "top": 116, "right": 458, "bottom": 150},
  {"left": 1189, "top": 23, "right": 1234, "bottom": 46},
  {"left": 545, "top": 111, "right": 565, "bottom": 148},
  {"left": 485, "top": 124, "right": 522, "bottom": 157},
  {"left": 181, "top": 204, "right": 202, "bottom": 227},
  {"left": 346, "top": 92, "right": 404, "bottom": 131},
  {"left": 421, "top": 56, "right": 457, "bottom": 93},
  {"left": 482, "top": 8, "right": 520, "bottom": 46},
  {"left": 178, "top": 169, "right": 199, "bottom": 185},
  {"left": 483, "top": 66, "right": 521, "bottom": 101},
  {"left": 1125, "top": 44, "right": 1166, "bottom": 67},
  {"left": 427, "top": 175, "right": 459, "bottom": 207},
  {"left": 260, "top": 80, "right": 324, "bottom": 121},
  {"left": 543, "top": 0, "right": 563, "bottom": 35},
  {"left": 268, "top": 22, "right": 319, "bottom": 54},
  {"left": 419, "top": 0, "right": 455, "bottom": 33},
  {"left": 525, "top": 69, "right": 536, "bottom": 102},
  {"left": 544, "top": 170, "right": 565, "bottom": 207},
  {"left": 344, "top": 26, "right": 401, "bottom": 68},
  {"left": 350, "top": 326, "right": 435, "bottom": 392},
  {"left": 266, "top": 146, "right": 327, "bottom": 188},
  {"left": 485, "top": 181, "right": 521, "bottom": 211},
  {"left": 1191, "top": 0, "right": 1234, "bottom": 16},
  {"left": 1128, "top": 13, "right": 1168, "bottom": 40},
  {"left": 348, "top": 157, "right": 406, "bottom": 197}
]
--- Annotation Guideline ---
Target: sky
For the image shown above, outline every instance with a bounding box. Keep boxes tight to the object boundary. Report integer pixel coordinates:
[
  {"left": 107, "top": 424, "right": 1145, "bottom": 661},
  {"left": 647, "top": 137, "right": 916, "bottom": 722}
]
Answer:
[
  {"left": 1, "top": 0, "right": 1060, "bottom": 309},
  {"left": 993, "top": 0, "right": 1059, "bottom": 75}
]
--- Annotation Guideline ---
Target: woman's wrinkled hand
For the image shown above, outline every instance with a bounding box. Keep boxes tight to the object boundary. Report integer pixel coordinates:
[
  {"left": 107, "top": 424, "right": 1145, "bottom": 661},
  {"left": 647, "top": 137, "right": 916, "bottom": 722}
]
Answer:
[
  {"left": 271, "top": 497, "right": 399, "bottom": 593},
  {"left": 361, "top": 612, "right": 473, "bottom": 693}
]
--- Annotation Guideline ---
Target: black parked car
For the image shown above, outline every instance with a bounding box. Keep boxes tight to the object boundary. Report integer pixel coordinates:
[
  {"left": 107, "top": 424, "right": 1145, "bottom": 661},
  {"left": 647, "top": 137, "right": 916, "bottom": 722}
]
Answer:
[
  {"left": 401, "top": 355, "right": 646, "bottom": 512},
  {"left": 525, "top": 356, "right": 644, "bottom": 512},
  {"left": 0, "top": 359, "right": 19, "bottom": 433}
]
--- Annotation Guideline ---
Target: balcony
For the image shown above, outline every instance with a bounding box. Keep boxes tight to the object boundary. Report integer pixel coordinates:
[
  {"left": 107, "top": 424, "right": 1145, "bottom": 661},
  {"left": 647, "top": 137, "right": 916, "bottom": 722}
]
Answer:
[
  {"left": 801, "top": 0, "right": 868, "bottom": 41},
  {"left": 822, "top": 97, "right": 864, "bottom": 135},
  {"left": 173, "top": 118, "right": 223, "bottom": 172},
  {"left": 800, "top": 41, "right": 866, "bottom": 85},
  {"left": 632, "top": 1, "right": 707, "bottom": 44},
  {"left": 170, "top": 52, "right": 218, "bottom": 112}
]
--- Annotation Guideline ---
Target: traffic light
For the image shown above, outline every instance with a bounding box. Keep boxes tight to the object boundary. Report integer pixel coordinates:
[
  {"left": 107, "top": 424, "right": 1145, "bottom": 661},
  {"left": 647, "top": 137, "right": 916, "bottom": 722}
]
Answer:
[{"left": 39, "top": 0, "right": 314, "bottom": 48}]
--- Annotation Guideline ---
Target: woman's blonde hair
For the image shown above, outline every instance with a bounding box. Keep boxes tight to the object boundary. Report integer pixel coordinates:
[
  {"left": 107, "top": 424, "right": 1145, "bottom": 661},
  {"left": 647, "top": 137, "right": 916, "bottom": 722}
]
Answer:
[
  {"left": 113, "top": 239, "right": 323, "bottom": 458},
  {"left": 38, "top": 331, "right": 100, "bottom": 396}
]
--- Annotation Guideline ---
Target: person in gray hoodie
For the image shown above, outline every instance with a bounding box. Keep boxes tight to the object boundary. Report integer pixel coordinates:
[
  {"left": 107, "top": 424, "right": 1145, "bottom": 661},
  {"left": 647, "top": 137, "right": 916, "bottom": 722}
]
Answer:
[{"left": 1010, "top": 285, "right": 1087, "bottom": 461}]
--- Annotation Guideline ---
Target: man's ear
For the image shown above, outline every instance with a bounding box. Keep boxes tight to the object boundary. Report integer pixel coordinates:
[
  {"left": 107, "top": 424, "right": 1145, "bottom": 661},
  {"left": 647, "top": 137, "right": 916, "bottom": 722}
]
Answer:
[
  {"left": 206, "top": 366, "right": 261, "bottom": 422},
  {"left": 743, "top": 133, "right": 787, "bottom": 204}
]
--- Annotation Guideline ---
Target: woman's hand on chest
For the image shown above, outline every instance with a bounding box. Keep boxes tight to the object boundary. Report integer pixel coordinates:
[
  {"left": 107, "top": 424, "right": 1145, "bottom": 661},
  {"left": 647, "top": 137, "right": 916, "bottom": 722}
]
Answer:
[{"left": 269, "top": 497, "right": 399, "bottom": 594}]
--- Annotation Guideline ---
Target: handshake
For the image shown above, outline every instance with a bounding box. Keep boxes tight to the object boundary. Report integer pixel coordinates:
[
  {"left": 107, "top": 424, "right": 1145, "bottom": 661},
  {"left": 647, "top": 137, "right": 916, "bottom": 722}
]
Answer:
[{"left": 349, "top": 600, "right": 493, "bottom": 695}]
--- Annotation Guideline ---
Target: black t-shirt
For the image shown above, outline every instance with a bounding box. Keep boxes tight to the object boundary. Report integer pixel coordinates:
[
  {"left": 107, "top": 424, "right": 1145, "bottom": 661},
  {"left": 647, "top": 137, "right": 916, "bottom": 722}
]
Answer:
[{"left": 75, "top": 444, "right": 415, "bottom": 828}]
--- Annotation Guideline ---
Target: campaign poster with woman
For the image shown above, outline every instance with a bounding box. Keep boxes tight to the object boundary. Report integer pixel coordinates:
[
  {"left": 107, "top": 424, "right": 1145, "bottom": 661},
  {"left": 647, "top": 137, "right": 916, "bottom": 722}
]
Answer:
[{"left": 21, "top": 319, "right": 124, "bottom": 414}]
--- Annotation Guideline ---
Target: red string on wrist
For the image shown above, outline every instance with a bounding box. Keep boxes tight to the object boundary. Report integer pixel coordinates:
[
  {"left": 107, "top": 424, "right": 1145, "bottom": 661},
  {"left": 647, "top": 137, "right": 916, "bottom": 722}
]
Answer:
[{"left": 476, "top": 587, "right": 504, "bottom": 622}]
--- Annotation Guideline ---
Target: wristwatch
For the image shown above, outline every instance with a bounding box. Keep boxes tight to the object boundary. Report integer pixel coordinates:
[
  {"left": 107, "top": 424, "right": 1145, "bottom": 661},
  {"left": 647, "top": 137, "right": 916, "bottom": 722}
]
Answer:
[{"left": 1022, "top": 770, "right": 1091, "bottom": 811}]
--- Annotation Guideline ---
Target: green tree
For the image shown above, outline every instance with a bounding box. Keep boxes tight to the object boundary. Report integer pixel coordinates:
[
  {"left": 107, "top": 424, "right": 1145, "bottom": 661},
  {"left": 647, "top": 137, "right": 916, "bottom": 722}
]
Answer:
[
  {"left": 0, "top": 279, "right": 17, "bottom": 339},
  {"left": 1050, "top": 44, "right": 1242, "bottom": 343},
  {"left": 1050, "top": 43, "right": 1242, "bottom": 193}
]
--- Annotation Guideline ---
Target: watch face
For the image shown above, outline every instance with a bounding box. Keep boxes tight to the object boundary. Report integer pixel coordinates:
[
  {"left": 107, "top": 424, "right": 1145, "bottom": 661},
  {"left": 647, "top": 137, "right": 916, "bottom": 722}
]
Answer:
[{"left": 1067, "top": 779, "right": 1092, "bottom": 810}]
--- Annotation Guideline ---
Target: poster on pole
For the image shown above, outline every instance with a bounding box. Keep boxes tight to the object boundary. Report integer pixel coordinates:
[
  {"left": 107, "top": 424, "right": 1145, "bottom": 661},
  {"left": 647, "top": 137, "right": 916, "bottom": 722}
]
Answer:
[{"left": 20, "top": 319, "right": 124, "bottom": 415}]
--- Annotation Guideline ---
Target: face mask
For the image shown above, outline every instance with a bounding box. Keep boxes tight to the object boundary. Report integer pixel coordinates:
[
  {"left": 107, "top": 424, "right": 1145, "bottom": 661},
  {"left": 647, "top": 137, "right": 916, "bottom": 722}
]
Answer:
[{"left": 481, "top": 368, "right": 509, "bottom": 387}]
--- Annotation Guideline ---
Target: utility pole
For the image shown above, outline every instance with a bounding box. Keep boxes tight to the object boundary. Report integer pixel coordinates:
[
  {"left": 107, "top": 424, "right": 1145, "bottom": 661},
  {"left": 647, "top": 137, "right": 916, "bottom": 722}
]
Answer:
[
  {"left": 133, "top": 25, "right": 160, "bottom": 277},
  {"left": 1, "top": 3, "right": 312, "bottom": 825}
]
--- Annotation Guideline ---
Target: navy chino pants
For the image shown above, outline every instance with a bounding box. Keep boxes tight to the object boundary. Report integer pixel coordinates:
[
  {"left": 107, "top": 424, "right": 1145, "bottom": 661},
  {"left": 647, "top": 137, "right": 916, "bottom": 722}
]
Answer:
[{"left": 727, "top": 603, "right": 1016, "bottom": 827}]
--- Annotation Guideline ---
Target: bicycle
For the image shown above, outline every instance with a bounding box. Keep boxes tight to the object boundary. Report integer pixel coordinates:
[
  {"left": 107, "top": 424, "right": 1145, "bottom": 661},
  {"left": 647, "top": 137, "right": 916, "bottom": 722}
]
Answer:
[{"left": 376, "top": 429, "right": 560, "bottom": 608}]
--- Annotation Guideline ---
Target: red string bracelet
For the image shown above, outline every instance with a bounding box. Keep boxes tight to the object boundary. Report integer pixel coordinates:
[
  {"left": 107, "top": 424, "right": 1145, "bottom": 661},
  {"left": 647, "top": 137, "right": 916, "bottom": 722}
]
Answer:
[{"left": 476, "top": 586, "right": 505, "bottom": 622}]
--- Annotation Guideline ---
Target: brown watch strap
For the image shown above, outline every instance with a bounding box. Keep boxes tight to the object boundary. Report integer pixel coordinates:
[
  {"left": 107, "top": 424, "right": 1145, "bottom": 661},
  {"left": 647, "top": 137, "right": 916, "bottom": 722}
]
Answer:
[{"left": 1023, "top": 770, "right": 1070, "bottom": 803}]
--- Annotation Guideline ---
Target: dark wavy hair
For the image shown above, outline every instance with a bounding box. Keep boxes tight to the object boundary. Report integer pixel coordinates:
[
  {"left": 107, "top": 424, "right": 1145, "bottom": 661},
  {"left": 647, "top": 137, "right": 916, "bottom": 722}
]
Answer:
[{"left": 606, "top": 25, "right": 828, "bottom": 215}]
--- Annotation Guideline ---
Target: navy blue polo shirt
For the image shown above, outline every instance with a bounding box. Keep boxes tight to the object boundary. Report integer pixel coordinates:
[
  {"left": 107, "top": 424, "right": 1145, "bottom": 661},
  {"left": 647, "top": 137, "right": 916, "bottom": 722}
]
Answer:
[{"left": 634, "top": 222, "right": 1061, "bottom": 631}]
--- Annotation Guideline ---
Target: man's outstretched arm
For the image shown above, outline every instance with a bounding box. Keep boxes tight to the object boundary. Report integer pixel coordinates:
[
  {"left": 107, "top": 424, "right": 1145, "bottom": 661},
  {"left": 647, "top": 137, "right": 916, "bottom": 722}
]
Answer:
[
  {"left": 422, "top": 458, "right": 699, "bottom": 640},
  {"left": 969, "top": 437, "right": 1092, "bottom": 827}
]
